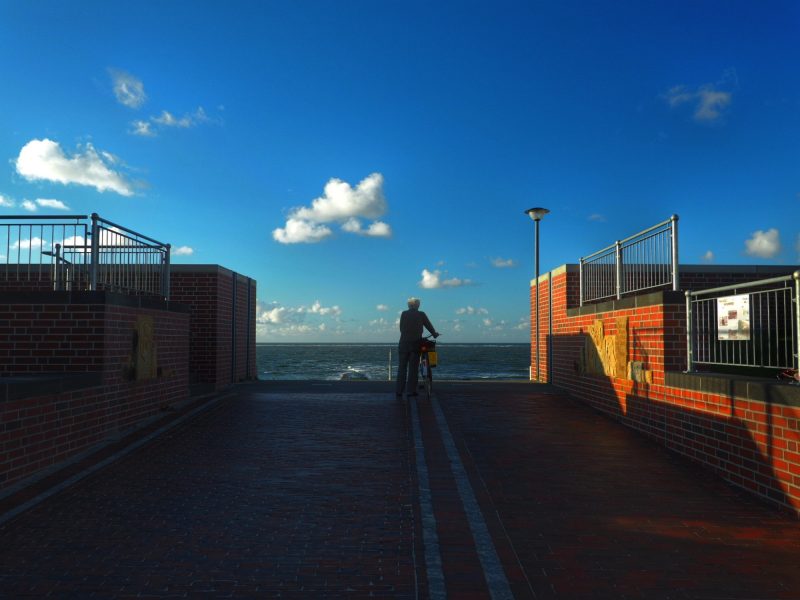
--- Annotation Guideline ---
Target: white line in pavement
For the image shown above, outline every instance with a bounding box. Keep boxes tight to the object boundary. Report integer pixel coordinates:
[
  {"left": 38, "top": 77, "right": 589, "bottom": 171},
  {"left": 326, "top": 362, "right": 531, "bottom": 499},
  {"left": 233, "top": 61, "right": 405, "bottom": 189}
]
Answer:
[
  {"left": 431, "top": 396, "right": 514, "bottom": 600},
  {"left": 409, "top": 397, "right": 446, "bottom": 599}
]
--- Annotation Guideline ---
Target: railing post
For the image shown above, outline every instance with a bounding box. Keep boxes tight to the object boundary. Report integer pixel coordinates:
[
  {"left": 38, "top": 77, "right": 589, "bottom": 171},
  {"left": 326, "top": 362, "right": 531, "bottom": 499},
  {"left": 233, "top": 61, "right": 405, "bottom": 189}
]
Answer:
[
  {"left": 162, "top": 243, "right": 171, "bottom": 300},
  {"left": 685, "top": 290, "right": 694, "bottom": 372},
  {"left": 90, "top": 213, "right": 99, "bottom": 291},
  {"left": 54, "top": 243, "right": 62, "bottom": 291},
  {"left": 579, "top": 258, "right": 584, "bottom": 307},
  {"left": 671, "top": 214, "right": 680, "bottom": 291},
  {"left": 794, "top": 271, "right": 800, "bottom": 371},
  {"left": 615, "top": 240, "right": 622, "bottom": 300}
]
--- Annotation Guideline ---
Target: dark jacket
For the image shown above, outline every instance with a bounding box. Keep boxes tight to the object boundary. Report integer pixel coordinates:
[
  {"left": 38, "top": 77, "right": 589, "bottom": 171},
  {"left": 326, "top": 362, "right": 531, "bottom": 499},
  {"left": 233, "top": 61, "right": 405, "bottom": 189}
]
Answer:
[{"left": 398, "top": 307, "right": 437, "bottom": 352}]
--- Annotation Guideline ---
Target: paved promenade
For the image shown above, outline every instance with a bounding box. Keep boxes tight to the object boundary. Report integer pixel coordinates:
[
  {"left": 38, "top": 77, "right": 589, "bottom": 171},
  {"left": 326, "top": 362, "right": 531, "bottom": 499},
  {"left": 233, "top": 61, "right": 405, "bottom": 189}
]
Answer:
[{"left": 1, "top": 381, "right": 799, "bottom": 598}]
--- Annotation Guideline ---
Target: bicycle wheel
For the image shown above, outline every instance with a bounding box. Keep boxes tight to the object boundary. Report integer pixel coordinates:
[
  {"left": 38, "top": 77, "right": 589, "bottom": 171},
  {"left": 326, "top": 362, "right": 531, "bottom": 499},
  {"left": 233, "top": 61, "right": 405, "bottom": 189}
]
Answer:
[{"left": 424, "top": 365, "right": 433, "bottom": 401}]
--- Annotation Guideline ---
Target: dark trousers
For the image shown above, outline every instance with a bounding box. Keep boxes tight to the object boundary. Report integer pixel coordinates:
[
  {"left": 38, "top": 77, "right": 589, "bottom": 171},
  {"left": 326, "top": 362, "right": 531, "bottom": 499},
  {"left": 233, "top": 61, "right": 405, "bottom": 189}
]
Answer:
[{"left": 396, "top": 349, "right": 420, "bottom": 395}]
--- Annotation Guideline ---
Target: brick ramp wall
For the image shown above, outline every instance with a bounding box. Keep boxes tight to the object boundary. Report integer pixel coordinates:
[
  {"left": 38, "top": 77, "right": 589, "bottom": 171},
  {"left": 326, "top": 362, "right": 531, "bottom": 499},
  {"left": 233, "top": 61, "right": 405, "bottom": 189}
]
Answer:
[
  {"left": 0, "top": 291, "right": 189, "bottom": 493},
  {"left": 531, "top": 265, "right": 800, "bottom": 514},
  {"left": 0, "top": 376, "right": 188, "bottom": 491},
  {"left": 170, "top": 266, "right": 257, "bottom": 391}
]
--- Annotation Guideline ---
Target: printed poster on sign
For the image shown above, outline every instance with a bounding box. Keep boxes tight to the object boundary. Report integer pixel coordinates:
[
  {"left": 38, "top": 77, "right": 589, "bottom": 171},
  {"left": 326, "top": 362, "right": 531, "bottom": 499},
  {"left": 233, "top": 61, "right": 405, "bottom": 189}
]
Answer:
[{"left": 717, "top": 294, "right": 750, "bottom": 341}]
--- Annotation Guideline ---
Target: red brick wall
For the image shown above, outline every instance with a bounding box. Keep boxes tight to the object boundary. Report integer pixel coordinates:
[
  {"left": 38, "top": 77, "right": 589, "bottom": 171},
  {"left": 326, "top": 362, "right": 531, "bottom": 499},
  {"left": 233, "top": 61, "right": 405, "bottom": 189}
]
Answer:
[
  {"left": 0, "top": 376, "right": 188, "bottom": 491},
  {"left": 0, "top": 291, "right": 189, "bottom": 492},
  {"left": 531, "top": 264, "right": 800, "bottom": 514},
  {"left": 170, "top": 265, "right": 257, "bottom": 391}
]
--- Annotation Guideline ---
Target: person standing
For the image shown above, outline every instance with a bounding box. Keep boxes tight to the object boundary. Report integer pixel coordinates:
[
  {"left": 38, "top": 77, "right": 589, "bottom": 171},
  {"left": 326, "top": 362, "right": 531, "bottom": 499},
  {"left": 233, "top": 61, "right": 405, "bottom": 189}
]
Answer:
[{"left": 396, "top": 297, "right": 439, "bottom": 397}]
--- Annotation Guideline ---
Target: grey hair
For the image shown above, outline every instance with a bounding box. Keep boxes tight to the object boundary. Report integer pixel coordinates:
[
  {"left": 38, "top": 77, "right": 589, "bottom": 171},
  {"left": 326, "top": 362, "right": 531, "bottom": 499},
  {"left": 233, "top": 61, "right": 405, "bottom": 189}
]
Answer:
[{"left": 407, "top": 297, "right": 421, "bottom": 308}]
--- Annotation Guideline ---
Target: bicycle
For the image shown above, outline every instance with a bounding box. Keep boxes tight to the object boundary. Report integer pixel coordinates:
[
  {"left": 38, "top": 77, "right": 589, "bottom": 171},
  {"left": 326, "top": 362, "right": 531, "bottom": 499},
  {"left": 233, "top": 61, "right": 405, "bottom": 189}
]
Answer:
[{"left": 418, "top": 335, "right": 438, "bottom": 401}]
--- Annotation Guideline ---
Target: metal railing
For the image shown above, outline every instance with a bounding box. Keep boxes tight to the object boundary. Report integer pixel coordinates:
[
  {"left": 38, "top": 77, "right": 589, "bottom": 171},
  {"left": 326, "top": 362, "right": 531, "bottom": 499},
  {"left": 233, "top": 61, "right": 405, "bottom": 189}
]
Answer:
[
  {"left": 0, "top": 213, "right": 171, "bottom": 299},
  {"left": 579, "top": 215, "right": 679, "bottom": 306},
  {"left": 685, "top": 272, "right": 800, "bottom": 372}
]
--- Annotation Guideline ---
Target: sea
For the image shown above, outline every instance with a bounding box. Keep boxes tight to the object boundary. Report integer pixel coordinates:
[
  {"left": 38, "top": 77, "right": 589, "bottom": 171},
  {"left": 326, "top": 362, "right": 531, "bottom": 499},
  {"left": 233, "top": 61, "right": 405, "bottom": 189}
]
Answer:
[{"left": 257, "top": 343, "right": 531, "bottom": 381}]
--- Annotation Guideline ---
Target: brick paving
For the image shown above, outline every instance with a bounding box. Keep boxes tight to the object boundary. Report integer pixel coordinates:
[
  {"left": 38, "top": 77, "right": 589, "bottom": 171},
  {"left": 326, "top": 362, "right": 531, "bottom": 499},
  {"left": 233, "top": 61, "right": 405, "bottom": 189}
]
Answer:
[{"left": 1, "top": 380, "right": 799, "bottom": 598}]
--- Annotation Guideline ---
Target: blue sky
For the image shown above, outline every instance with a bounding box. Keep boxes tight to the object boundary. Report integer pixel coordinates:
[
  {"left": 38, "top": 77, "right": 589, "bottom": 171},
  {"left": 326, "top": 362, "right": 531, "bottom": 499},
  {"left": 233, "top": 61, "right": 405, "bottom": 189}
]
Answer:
[{"left": 1, "top": 1, "right": 798, "bottom": 342}]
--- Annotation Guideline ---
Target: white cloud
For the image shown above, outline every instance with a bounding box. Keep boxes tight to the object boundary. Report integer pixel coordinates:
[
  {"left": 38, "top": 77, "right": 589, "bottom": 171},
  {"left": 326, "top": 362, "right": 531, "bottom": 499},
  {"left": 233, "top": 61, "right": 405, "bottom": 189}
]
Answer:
[
  {"left": 110, "top": 69, "right": 147, "bottom": 109},
  {"left": 744, "top": 228, "right": 781, "bottom": 258},
  {"left": 12, "top": 237, "right": 48, "bottom": 250},
  {"left": 152, "top": 110, "right": 194, "bottom": 128},
  {"left": 62, "top": 235, "right": 88, "bottom": 252},
  {"left": 35, "top": 198, "right": 69, "bottom": 210},
  {"left": 273, "top": 218, "right": 332, "bottom": 244},
  {"left": 456, "top": 306, "right": 489, "bottom": 315},
  {"left": 294, "top": 173, "right": 386, "bottom": 222},
  {"left": 367, "top": 317, "right": 394, "bottom": 331},
  {"left": 588, "top": 214, "right": 606, "bottom": 222},
  {"left": 258, "top": 304, "right": 291, "bottom": 324},
  {"left": 419, "top": 268, "right": 472, "bottom": 289},
  {"left": 0, "top": 194, "right": 14, "bottom": 207},
  {"left": 514, "top": 317, "right": 530, "bottom": 330},
  {"left": 130, "top": 120, "right": 156, "bottom": 137},
  {"left": 131, "top": 107, "right": 212, "bottom": 137},
  {"left": 274, "top": 173, "right": 391, "bottom": 244},
  {"left": 15, "top": 139, "right": 134, "bottom": 196},
  {"left": 173, "top": 246, "right": 194, "bottom": 256},
  {"left": 306, "top": 300, "right": 341, "bottom": 317},
  {"left": 255, "top": 299, "right": 343, "bottom": 338},
  {"left": 21, "top": 200, "right": 37, "bottom": 212},
  {"left": 665, "top": 72, "right": 736, "bottom": 122},
  {"left": 490, "top": 257, "right": 516, "bottom": 268},
  {"left": 376, "top": 304, "right": 389, "bottom": 311},
  {"left": 341, "top": 218, "right": 392, "bottom": 237},
  {"left": 702, "top": 250, "right": 714, "bottom": 262}
]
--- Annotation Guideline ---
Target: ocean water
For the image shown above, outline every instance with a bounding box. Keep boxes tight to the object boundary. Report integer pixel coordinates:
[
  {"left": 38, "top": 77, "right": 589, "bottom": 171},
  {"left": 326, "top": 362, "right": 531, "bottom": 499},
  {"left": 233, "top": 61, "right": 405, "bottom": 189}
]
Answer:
[{"left": 257, "top": 343, "right": 531, "bottom": 381}]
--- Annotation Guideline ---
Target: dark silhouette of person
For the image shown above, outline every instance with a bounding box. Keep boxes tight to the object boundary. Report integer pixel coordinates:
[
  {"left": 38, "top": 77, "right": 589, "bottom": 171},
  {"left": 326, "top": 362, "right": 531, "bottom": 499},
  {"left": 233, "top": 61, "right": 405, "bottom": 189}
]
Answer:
[{"left": 396, "top": 297, "right": 439, "bottom": 397}]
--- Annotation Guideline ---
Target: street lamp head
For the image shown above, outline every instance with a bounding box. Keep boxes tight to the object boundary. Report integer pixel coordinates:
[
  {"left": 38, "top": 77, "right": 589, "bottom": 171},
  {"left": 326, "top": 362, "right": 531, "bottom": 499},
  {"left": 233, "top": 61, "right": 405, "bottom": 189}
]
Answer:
[{"left": 524, "top": 207, "right": 550, "bottom": 222}]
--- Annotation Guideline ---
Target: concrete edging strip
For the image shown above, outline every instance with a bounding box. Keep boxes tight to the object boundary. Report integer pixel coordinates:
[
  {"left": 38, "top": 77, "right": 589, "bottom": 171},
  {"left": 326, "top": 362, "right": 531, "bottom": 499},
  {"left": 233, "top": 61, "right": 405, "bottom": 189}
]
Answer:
[
  {"left": 431, "top": 395, "right": 514, "bottom": 600},
  {"left": 410, "top": 396, "right": 446, "bottom": 599}
]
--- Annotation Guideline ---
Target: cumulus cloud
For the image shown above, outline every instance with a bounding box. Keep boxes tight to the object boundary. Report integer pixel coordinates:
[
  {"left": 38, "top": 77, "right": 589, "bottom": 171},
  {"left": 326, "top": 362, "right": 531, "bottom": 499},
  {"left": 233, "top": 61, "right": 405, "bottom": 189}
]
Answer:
[
  {"left": 130, "top": 107, "right": 212, "bottom": 137},
  {"left": 15, "top": 139, "right": 134, "bottom": 196},
  {"left": 341, "top": 218, "right": 391, "bottom": 237},
  {"left": 12, "top": 237, "right": 48, "bottom": 250},
  {"left": 172, "top": 246, "right": 194, "bottom": 256},
  {"left": 273, "top": 173, "right": 392, "bottom": 244},
  {"left": 514, "top": 317, "right": 530, "bottom": 331},
  {"left": 306, "top": 300, "right": 342, "bottom": 317},
  {"left": 109, "top": 69, "right": 146, "bottom": 109},
  {"left": 35, "top": 198, "right": 69, "bottom": 210},
  {"left": 744, "top": 228, "right": 781, "bottom": 258},
  {"left": 419, "top": 268, "right": 472, "bottom": 289},
  {"left": 702, "top": 250, "right": 715, "bottom": 262},
  {"left": 376, "top": 304, "right": 389, "bottom": 311},
  {"left": 367, "top": 317, "right": 394, "bottom": 331},
  {"left": 0, "top": 194, "right": 13, "bottom": 207},
  {"left": 665, "top": 71, "right": 736, "bottom": 122},
  {"left": 130, "top": 120, "right": 156, "bottom": 137},
  {"left": 491, "top": 257, "right": 516, "bottom": 268},
  {"left": 456, "top": 306, "right": 489, "bottom": 315},
  {"left": 21, "top": 200, "right": 37, "bottom": 212},
  {"left": 62, "top": 235, "right": 88, "bottom": 251},
  {"left": 255, "top": 299, "right": 343, "bottom": 338},
  {"left": 273, "top": 218, "right": 332, "bottom": 244}
]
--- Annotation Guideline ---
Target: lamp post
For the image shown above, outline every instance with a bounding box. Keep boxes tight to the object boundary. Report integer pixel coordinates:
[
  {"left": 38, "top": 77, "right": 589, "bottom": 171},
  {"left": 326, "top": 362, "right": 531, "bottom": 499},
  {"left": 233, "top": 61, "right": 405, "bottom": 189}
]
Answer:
[{"left": 525, "top": 207, "right": 549, "bottom": 381}]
